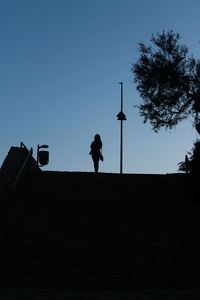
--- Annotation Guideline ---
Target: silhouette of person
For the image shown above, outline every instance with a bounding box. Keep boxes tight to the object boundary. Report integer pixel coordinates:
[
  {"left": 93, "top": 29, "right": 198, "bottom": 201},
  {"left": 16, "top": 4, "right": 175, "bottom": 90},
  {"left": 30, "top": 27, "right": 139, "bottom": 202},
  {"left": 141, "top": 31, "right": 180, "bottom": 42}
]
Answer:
[{"left": 90, "top": 134, "right": 103, "bottom": 173}]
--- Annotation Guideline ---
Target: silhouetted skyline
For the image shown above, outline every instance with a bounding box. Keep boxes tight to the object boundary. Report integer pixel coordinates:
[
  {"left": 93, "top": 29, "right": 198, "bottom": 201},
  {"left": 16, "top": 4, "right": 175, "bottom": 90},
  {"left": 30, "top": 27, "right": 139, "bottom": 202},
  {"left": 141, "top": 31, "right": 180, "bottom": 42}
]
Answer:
[{"left": 0, "top": 0, "right": 198, "bottom": 173}]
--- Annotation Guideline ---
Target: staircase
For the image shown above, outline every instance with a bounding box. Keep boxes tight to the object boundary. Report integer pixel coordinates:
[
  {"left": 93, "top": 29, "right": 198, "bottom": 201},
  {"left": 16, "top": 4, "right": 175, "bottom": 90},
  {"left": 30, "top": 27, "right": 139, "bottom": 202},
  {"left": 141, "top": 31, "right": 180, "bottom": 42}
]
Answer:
[
  {"left": 0, "top": 143, "right": 39, "bottom": 192},
  {"left": 0, "top": 171, "right": 199, "bottom": 289}
]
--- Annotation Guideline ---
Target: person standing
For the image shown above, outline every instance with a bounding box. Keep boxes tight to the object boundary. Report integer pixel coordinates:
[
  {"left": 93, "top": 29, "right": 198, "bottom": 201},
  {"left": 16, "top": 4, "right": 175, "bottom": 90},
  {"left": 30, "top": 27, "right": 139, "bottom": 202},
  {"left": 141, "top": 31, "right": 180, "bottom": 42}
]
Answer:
[{"left": 89, "top": 134, "right": 103, "bottom": 173}]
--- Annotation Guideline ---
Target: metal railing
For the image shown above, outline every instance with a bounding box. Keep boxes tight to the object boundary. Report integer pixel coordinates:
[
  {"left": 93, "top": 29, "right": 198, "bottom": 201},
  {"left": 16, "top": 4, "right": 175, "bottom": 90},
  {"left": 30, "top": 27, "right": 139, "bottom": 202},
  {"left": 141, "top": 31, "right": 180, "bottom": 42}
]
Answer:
[
  {"left": 12, "top": 146, "right": 33, "bottom": 192},
  {"left": 20, "top": 142, "right": 29, "bottom": 151}
]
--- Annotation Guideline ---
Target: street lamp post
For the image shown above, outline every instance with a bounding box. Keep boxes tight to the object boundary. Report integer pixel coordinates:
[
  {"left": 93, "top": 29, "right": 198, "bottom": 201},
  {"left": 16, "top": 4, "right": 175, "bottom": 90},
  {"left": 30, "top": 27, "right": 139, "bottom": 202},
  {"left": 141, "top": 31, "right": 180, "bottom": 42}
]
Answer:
[{"left": 116, "top": 82, "right": 127, "bottom": 174}]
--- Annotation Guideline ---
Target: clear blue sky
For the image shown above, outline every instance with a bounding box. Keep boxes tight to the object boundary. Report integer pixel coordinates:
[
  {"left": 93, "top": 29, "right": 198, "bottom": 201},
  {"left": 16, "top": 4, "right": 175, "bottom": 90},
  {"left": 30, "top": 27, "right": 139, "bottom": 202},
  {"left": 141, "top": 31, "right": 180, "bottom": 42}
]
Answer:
[{"left": 0, "top": 0, "right": 199, "bottom": 174}]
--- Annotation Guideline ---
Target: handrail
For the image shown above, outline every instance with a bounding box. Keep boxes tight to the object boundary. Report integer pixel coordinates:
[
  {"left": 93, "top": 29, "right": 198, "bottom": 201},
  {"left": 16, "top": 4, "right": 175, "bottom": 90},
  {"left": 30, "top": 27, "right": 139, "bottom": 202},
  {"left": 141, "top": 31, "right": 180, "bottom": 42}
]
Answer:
[
  {"left": 12, "top": 147, "right": 33, "bottom": 191},
  {"left": 20, "top": 142, "right": 29, "bottom": 151}
]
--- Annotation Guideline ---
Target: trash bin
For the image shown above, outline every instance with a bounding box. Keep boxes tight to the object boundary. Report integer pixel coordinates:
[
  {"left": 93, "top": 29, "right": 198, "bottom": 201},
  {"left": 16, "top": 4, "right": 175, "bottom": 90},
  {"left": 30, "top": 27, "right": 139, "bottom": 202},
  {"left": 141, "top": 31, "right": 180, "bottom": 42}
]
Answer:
[{"left": 38, "top": 150, "right": 49, "bottom": 166}]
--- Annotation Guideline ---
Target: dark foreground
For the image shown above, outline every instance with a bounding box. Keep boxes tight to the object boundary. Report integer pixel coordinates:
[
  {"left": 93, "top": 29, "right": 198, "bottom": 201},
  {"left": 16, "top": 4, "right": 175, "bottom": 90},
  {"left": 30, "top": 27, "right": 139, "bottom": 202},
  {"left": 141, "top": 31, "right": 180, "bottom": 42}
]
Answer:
[
  {"left": 0, "top": 288, "right": 200, "bottom": 299},
  {"left": 0, "top": 171, "right": 199, "bottom": 294}
]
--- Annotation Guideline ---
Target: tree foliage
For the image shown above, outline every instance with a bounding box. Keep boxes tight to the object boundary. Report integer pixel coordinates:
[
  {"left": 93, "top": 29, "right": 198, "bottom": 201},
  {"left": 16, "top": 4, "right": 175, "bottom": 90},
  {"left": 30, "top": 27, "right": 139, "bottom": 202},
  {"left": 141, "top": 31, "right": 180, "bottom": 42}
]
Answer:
[{"left": 132, "top": 30, "right": 200, "bottom": 132}]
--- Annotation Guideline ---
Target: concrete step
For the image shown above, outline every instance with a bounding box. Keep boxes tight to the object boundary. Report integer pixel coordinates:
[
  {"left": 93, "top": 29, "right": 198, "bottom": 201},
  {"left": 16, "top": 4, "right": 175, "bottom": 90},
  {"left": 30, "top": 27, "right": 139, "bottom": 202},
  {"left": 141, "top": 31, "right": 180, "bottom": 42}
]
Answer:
[{"left": 0, "top": 171, "right": 198, "bottom": 288}]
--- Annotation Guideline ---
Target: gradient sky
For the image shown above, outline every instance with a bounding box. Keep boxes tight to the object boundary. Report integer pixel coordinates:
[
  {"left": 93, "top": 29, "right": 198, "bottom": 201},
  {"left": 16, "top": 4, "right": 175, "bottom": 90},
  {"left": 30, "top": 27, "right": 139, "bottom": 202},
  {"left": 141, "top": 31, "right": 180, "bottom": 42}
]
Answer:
[{"left": 0, "top": 0, "right": 199, "bottom": 174}]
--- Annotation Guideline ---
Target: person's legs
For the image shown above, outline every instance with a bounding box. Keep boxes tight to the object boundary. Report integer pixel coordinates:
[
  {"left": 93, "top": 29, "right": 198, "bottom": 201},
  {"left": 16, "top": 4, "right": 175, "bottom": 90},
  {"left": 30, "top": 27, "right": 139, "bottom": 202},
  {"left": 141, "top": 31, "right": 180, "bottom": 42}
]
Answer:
[
  {"left": 94, "top": 160, "right": 99, "bottom": 173},
  {"left": 92, "top": 155, "right": 99, "bottom": 173}
]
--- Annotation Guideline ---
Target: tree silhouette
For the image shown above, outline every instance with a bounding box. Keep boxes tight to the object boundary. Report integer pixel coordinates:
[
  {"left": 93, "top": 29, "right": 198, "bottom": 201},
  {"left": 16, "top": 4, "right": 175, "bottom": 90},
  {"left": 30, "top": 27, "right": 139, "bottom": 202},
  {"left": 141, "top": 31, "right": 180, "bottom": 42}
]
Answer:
[{"left": 132, "top": 30, "right": 200, "bottom": 133}]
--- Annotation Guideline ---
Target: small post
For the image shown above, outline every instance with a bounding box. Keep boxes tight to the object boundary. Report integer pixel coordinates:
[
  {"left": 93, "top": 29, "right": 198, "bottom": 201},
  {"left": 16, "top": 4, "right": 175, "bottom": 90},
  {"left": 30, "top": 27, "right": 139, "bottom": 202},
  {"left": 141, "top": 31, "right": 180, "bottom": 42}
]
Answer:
[
  {"left": 37, "top": 144, "right": 39, "bottom": 166},
  {"left": 185, "top": 154, "right": 189, "bottom": 174}
]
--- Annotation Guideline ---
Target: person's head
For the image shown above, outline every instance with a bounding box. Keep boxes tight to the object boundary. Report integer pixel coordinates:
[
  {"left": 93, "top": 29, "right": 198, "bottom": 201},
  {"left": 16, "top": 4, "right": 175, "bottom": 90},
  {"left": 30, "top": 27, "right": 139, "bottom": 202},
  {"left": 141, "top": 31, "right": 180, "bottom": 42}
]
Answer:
[{"left": 94, "top": 134, "right": 101, "bottom": 141}]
